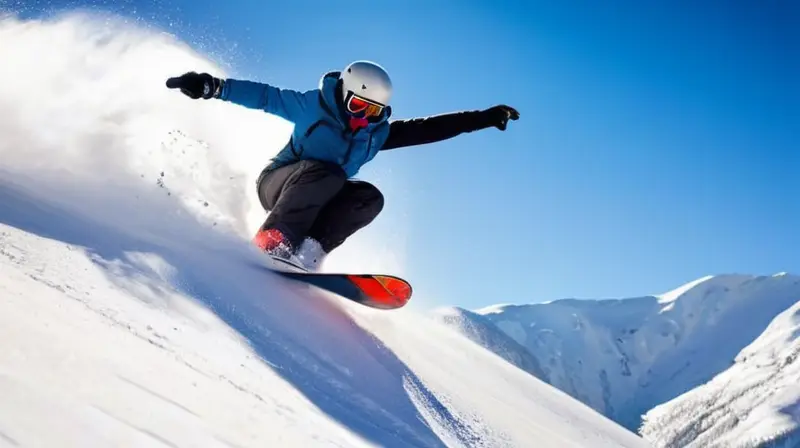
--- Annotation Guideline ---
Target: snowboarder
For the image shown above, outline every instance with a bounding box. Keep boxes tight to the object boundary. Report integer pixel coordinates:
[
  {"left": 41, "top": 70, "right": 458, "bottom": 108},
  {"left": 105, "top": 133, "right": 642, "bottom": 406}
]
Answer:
[{"left": 166, "top": 61, "right": 519, "bottom": 271}]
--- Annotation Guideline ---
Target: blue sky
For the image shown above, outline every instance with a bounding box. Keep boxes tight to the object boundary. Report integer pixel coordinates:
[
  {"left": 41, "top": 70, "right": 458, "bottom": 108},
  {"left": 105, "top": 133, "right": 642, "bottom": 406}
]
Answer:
[{"left": 15, "top": 0, "right": 799, "bottom": 308}]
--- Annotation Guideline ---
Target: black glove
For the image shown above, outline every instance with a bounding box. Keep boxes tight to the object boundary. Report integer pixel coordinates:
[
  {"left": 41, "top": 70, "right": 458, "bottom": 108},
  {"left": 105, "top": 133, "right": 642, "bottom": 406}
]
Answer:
[
  {"left": 484, "top": 105, "right": 520, "bottom": 131},
  {"left": 166, "top": 72, "right": 223, "bottom": 99}
]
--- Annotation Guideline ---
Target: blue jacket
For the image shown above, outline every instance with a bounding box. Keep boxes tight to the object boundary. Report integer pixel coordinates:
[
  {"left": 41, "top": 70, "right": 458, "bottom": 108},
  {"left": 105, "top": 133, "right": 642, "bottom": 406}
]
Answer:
[{"left": 218, "top": 71, "right": 391, "bottom": 178}]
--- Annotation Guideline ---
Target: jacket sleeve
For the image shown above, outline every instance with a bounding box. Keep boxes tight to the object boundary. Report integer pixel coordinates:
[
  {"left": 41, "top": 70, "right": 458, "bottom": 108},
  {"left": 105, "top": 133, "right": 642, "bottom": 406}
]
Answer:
[
  {"left": 381, "top": 110, "right": 492, "bottom": 151},
  {"left": 218, "top": 78, "right": 314, "bottom": 123}
]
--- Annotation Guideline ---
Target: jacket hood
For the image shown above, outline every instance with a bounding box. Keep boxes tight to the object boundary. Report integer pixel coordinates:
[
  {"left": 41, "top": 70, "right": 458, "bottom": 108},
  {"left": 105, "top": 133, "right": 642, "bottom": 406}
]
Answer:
[{"left": 318, "top": 70, "right": 341, "bottom": 90}]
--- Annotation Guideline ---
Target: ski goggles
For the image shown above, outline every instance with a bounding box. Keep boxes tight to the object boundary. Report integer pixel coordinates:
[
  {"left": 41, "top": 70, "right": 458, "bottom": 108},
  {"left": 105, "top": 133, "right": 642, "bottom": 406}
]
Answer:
[{"left": 345, "top": 92, "right": 385, "bottom": 117}]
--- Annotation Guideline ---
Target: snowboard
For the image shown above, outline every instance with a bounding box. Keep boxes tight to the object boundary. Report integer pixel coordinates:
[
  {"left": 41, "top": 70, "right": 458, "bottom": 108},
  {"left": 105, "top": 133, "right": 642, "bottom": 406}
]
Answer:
[{"left": 260, "top": 255, "right": 412, "bottom": 310}]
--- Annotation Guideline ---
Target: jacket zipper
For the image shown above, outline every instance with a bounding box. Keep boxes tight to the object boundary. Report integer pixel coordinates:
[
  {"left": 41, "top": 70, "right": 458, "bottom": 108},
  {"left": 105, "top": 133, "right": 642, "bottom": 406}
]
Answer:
[{"left": 343, "top": 128, "right": 359, "bottom": 166}]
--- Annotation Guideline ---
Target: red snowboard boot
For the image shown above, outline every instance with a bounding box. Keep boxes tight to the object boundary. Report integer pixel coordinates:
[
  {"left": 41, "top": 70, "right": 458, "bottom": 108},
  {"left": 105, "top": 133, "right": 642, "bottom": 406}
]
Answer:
[{"left": 253, "top": 228, "right": 294, "bottom": 258}]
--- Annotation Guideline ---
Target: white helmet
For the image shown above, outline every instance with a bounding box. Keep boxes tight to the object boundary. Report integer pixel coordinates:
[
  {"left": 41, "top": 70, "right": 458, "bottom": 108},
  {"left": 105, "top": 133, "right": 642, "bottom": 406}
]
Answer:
[{"left": 340, "top": 60, "right": 392, "bottom": 106}]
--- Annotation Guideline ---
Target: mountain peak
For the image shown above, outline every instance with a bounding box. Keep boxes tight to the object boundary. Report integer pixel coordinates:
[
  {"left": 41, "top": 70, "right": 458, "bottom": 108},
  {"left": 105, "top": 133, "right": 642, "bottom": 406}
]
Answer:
[{"left": 656, "top": 274, "right": 715, "bottom": 305}]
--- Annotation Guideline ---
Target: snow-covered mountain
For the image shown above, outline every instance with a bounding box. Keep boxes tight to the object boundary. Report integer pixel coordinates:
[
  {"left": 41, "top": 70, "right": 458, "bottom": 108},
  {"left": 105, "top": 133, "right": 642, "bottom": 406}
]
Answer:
[
  {"left": 439, "top": 274, "right": 800, "bottom": 441},
  {"left": 433, "top": 307, "right": 550, "bottom": 382},
  {"left": 641, "top": 279, "right": 800, "bottom": 447},
  {"left": 0, "top": 13, "right": 646, "bottom": 447}
]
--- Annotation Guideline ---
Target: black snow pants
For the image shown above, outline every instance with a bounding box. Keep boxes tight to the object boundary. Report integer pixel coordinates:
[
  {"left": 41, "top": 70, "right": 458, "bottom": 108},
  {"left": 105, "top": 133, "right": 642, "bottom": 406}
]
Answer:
[{"left": 256, "top": 160, "right": 384, "bottom": 253}]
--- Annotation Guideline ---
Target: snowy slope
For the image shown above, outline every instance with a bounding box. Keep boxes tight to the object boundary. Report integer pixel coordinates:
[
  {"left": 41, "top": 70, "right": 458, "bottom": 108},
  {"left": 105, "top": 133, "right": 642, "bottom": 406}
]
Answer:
[
  {"left": 439, "top": 274, "right": 800, "bottom": 433},
  {"left": 641, "top": 280, "right": 800, "bottom": 447},
  {"left": 0, "top": 186, "right": 646, "bottom": 448},
  {"left": 0, "top": 13, "right": 646, "bottom": 447}
]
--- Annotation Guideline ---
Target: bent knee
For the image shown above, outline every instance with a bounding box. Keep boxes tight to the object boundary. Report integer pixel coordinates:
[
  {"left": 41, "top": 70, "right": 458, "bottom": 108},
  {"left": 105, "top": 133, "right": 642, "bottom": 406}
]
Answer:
[
  {"left": 367, "top": 189, "right": 384, "bottom": 216},
  {"left": 350, "top": 181, "right": 384, "bottom": 214},
  {"left": 371, "top": 188, "right": 385, "bottom": 213}
]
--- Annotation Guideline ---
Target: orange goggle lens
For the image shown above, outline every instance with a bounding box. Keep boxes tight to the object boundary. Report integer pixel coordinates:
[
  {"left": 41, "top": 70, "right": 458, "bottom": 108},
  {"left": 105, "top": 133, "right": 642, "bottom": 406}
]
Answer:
[{"left": 347, "top": 94, "right": 384, "bottom": 117}]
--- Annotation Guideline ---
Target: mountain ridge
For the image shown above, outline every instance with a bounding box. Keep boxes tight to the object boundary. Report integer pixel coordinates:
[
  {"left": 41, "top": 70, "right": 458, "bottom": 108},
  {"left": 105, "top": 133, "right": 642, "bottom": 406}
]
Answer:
[{"left": 438, "top": 273, "right": 800, "bottom": 442}]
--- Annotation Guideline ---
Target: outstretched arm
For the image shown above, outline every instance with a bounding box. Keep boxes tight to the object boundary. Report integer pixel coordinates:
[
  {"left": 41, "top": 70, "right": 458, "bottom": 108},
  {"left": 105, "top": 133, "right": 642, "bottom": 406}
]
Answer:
[
  {"left": 381, "top": 105, "right": 519, "bottom": 151},
  {"left": 166, "top": 72, "right": 314, "bottom": 123},
  {"left": 219, "top": 78, "right": 315, "bottom": 122}
]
